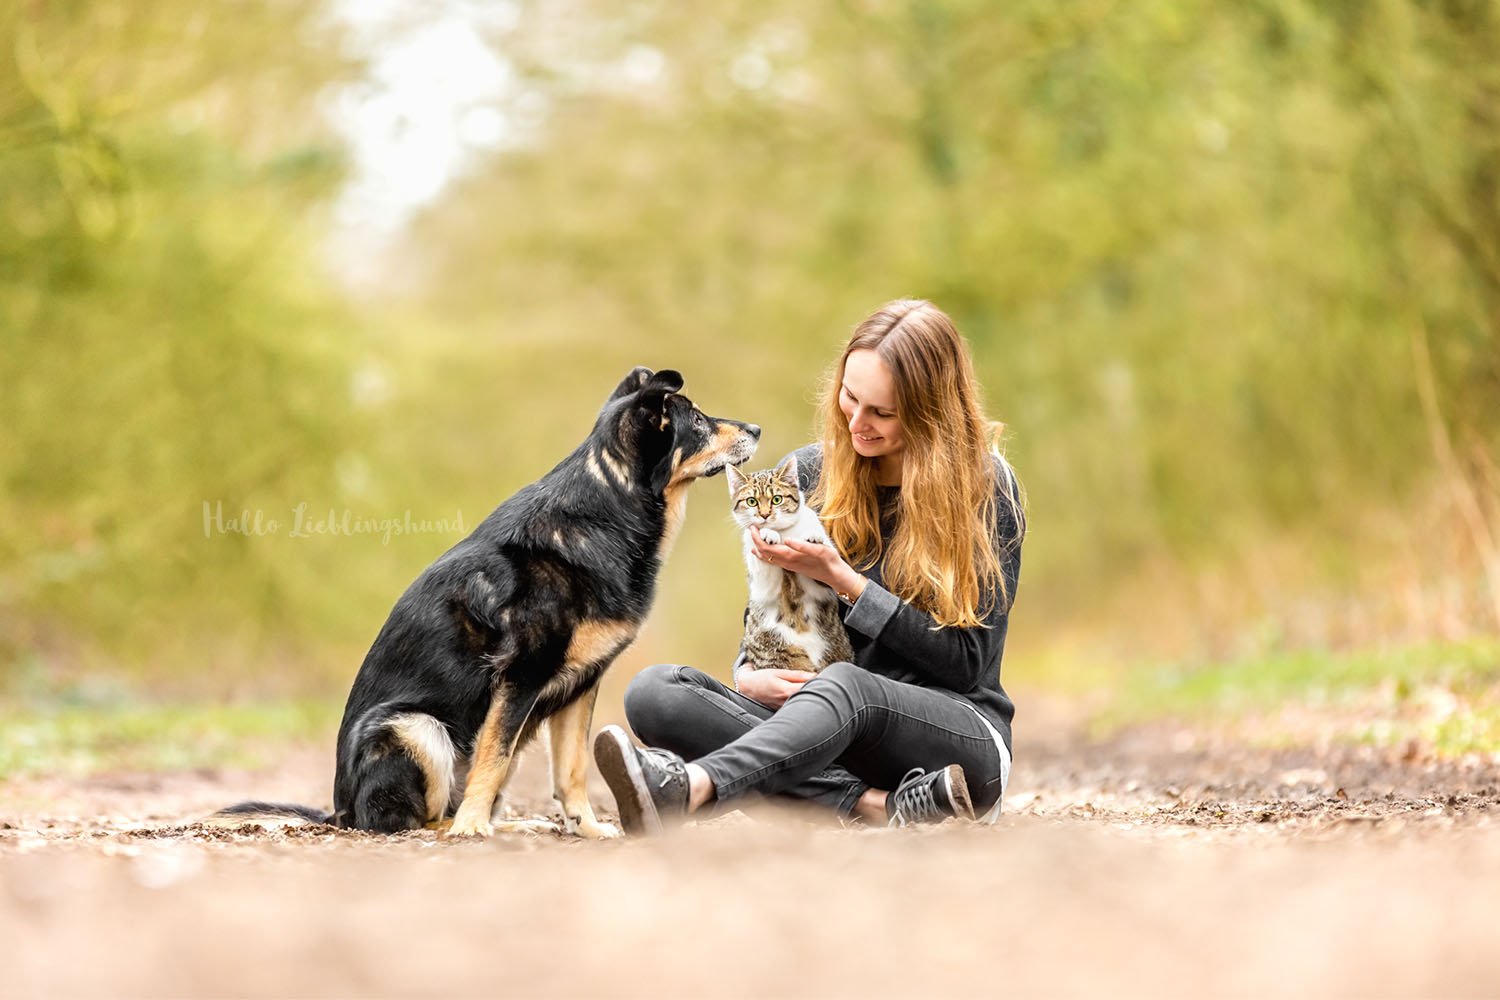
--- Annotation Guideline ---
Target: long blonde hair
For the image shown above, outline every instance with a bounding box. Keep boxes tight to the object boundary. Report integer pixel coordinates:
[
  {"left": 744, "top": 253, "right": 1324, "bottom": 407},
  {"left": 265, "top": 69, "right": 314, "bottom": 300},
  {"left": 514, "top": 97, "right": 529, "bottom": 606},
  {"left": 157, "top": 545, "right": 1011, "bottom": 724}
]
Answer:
[{"left": 811, "top": 300, "right": 1024, "bottom": 628}]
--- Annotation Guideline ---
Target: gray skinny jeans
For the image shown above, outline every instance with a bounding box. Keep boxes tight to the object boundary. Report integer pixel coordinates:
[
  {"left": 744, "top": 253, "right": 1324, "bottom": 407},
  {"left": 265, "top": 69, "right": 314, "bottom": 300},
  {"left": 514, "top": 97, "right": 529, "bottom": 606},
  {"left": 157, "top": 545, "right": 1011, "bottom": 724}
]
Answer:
[{"left": 623, "top": 661, "right": 1007, "bottom": 817}]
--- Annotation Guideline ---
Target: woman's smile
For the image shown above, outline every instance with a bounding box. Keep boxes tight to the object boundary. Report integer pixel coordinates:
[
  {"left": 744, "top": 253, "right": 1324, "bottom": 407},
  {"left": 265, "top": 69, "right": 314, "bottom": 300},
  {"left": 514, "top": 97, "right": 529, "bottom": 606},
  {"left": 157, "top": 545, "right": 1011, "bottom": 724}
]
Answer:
[{"left": 840, "top": 349, "right": 905, "bottom": 477}]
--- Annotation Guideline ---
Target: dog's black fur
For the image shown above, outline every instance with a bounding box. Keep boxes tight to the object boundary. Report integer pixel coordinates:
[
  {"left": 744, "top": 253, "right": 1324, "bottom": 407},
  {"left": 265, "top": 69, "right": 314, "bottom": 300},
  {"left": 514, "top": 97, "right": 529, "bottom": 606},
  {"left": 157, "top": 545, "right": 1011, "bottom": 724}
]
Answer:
[{"left": 220, "top": 368, "right": 759, "bottom": 836}]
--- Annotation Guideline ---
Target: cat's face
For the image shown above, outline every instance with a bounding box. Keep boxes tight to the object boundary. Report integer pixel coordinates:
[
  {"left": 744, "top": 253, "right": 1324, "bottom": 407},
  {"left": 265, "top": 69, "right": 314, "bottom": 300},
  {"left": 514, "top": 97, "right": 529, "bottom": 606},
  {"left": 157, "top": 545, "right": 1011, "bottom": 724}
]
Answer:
[{"left": 727, "top": 456, "right": 801, "bottom": 532}]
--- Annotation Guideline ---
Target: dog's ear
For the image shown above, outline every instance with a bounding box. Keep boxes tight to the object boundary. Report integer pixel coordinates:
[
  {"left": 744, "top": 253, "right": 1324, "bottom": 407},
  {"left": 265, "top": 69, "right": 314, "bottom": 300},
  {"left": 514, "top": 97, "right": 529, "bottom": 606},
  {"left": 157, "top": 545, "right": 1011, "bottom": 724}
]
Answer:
[
  {"left": 636, "top": 387, "right": 679, "bottom": 432},
  {"left": 649, "top": 452, "right": 675, "bottom": 493},
  {"left": 725, "top": 463, "right": 747, "bottom": 494},
  {"left": 607, "top": 367, "right": 654, "bottom": 405},
  {"left": 643, "top": 369, "right": 684, "bottom": 395}
]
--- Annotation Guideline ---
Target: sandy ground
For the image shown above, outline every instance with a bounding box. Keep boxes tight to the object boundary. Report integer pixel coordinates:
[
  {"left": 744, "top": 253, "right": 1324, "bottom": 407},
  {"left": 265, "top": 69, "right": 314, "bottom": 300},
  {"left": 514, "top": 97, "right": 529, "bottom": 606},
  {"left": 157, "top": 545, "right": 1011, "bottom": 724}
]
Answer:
[{"left": 2, "top": 700, "right": 1499, "bottom": 999}]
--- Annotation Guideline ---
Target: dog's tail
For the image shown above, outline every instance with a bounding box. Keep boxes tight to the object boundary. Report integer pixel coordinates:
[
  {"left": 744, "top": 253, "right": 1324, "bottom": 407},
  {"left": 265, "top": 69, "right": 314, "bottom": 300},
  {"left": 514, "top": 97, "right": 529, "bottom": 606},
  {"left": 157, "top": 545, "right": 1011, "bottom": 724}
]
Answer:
[{"left": 207, "top": 801, "right": 336, "bottom": 827}]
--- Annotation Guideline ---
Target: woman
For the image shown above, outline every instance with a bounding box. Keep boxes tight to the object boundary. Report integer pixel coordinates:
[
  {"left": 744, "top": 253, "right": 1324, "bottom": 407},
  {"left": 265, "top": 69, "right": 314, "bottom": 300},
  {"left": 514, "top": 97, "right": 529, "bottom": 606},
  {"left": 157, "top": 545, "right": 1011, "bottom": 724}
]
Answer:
[{"left": 594, "top": 299, "right": 1025, "bottom": 832}]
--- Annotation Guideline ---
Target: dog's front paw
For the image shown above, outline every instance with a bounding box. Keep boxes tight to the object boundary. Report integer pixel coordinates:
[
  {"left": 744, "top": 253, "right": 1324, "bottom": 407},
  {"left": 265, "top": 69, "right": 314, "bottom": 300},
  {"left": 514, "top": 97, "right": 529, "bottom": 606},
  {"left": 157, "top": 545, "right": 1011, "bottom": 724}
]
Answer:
[
  {"left": 576, "top": 818, "right": 622, "bottom": 840},
  {"left": 560, "top": 809, "right": 622, "bottom": 840},
  {"left": 760, "top": 528, "right": 781, "bottom": 545},
  {"left": 446, "top": 808, "right": 494, "bottom": 838}
]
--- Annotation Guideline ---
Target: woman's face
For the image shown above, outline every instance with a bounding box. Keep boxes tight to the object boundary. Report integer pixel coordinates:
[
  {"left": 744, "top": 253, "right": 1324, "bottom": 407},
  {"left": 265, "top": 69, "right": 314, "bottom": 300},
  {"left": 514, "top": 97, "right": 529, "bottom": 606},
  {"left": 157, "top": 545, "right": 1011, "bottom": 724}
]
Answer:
[{"left": 839, "top": 349, "right": 905, "bottom": 463}]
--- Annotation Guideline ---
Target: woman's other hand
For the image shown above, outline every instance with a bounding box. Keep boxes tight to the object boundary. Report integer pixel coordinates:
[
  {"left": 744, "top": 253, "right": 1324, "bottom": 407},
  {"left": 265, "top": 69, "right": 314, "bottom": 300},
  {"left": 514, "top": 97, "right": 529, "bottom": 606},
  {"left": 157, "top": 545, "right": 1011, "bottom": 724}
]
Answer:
[
  {"left": 736, "top": 666, "right": 817, "bottom": 710},
  {"left": 749, "top": 526, "right": 866, "bottom": 600}
]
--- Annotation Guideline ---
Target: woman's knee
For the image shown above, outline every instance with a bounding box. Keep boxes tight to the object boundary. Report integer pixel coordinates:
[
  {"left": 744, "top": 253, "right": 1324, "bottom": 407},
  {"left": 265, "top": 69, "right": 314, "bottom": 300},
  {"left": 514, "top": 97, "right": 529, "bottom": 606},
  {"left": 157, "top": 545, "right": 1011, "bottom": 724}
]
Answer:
[
  {"left": 622, "top": 663, "right": 690, "bottom": 744},
  {"left": 810, "top": 660, "right": 876, "bottom": 696},
  {"left": 798, "top": 660, "right": 877, "bottom": 715}
]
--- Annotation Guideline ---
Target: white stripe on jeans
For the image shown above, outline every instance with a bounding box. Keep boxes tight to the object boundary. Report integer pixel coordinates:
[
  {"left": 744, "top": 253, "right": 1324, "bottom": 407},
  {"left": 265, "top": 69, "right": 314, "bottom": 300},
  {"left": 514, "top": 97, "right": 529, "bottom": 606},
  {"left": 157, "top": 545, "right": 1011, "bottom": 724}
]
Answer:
[{"left": 961, "top": 702, "right": 1011, "bottom": 824}]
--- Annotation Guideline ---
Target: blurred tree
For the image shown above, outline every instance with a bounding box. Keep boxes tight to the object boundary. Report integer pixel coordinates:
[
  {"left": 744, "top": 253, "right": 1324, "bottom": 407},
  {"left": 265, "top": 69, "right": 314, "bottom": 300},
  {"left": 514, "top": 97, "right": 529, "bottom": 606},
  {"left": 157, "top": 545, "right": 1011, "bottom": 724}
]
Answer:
[
  {"left": 407, "top": 0, "right": 1499, "bottom": 650},
  {"left": 5, "top": 0, "right": 1498, "bottom": 695},
  {"left": 0, "top": 2, "right": 370, "bottom": 686}
]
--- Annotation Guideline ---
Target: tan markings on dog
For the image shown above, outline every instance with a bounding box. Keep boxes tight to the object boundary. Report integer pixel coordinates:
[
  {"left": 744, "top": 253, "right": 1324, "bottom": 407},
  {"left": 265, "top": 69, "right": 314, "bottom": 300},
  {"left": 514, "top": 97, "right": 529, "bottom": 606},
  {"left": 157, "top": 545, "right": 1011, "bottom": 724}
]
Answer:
[
  {"left": 531, "top": 620, "right": 637, "bottom": 711},
  {"left": 585, "top": 450, "right": 615, "bottom": 488},
  {"left": 671, "top": 424, "right": 746, "bottom": 482},
  {"left": 547, "top": 684, "right": 618, "bottom": 839},
  {"left": 778, "top": 571, "right": 811, "bottom": 629},
  {"left": 566, "top": 618, "right": 638, "bottom": 667},
  {"left": 386, "top": 712, "right": 456, "bottom": 822},
  {"left": 658, "top": 480, "right": 692, "bottom": 563},
  {"left": 657, "top": 424, "right": 749, "bottom": 564},
  {"left": 598, "top": 447, "right": 632, "bottom": 490},
  {"left": 447, "top": 690, "right": 524, "bottom": 837}
]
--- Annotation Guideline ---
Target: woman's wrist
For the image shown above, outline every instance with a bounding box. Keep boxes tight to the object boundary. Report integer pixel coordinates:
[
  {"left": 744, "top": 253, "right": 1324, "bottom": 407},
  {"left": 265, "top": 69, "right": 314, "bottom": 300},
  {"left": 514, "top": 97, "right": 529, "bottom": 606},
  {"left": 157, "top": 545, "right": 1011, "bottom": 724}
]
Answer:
[{"left": 834, "top": 569, "right": 867, "bottom": 605}]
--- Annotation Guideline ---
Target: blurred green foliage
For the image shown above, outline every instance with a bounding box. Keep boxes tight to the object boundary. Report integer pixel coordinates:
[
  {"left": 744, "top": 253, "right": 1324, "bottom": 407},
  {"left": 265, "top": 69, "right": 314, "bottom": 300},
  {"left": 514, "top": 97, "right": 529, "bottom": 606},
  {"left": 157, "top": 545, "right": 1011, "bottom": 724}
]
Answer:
[
  {"left": 1097, "top": 637, "right": 1500, "bottom": 755},
  {"left": 0, "top": 694, "right": 338, "bottom": 780},
  {"left": 0, "top": 2, "right": 377, "bottom": 685},
  {"left": 1, "top": 0, "right": 1498, "bottom": 702}
]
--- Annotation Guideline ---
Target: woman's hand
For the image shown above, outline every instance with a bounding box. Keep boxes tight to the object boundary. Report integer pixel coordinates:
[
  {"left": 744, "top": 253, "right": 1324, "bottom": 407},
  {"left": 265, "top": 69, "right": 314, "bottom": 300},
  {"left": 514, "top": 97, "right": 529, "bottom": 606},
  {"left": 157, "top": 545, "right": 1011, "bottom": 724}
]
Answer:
[
  {"left": 736, "top": 666, "right": 817, "bottom": 710},
  {"left": 749, "top": 526, "right": 867, "bottom": 600}
]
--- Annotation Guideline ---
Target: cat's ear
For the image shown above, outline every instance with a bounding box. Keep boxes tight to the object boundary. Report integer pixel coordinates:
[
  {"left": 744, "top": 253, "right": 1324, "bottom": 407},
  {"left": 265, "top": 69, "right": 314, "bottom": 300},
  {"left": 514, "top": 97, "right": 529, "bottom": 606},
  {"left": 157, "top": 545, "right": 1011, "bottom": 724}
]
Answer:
[
  {"left": 725, "top": 463, "right": 747, "bottom": 494},
  {"left": 774, "top": 453, "right": 800, "bottom": 489}
]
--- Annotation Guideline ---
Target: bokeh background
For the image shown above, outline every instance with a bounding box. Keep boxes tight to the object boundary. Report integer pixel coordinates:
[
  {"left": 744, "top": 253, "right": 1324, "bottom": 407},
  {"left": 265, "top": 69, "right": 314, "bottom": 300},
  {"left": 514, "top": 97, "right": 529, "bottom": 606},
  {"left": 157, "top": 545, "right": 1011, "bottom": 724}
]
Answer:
[{"left": 3, "top": 0, "right": 1499, "bottom": 768}]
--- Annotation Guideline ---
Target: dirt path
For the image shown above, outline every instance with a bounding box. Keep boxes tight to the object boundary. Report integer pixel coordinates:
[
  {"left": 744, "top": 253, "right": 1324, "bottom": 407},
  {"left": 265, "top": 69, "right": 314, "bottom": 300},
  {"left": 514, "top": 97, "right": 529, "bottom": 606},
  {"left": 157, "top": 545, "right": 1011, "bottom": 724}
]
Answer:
[{"left": 3, "top": 701, "right": 1498, "bottom": 998}]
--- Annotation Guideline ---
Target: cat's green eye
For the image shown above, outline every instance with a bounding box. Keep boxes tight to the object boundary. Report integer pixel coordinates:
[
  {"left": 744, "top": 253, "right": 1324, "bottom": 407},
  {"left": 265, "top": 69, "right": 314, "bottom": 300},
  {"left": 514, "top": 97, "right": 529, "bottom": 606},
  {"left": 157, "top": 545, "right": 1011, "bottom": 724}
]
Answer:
[
  {"left": 746, "top": 498, "right": 758, "bottom": 507},
  {"left": 772, "top": 495, "right": 784, "bottom": 505}
]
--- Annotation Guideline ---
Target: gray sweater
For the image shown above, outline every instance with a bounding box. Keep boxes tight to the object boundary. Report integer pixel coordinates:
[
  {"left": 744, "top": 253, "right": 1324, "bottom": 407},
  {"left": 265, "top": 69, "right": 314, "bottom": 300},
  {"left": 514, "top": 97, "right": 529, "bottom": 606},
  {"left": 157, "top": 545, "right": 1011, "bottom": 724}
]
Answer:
[{"left": 780, "top": 443, "right": 1022, "bottom": 755}]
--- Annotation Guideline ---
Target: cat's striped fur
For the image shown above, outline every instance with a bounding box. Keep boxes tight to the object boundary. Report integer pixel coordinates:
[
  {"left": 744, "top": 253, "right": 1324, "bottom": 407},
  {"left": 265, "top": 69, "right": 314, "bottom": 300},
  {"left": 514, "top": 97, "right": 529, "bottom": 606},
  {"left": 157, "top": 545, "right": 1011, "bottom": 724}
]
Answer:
[{"left": 728, "top": 455, "right": 854, "bottom": 673}]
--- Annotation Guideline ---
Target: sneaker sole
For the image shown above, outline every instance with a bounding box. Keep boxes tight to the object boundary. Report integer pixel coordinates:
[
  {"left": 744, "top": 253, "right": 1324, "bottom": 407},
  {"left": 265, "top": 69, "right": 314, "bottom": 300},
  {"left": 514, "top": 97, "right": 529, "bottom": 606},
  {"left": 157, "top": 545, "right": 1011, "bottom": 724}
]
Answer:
[
  {"left": 592, "top": 725, "right": 663, "bottom": 837},
  {"left": 943, "top": 764, "right": 976, "bottom": 822}
]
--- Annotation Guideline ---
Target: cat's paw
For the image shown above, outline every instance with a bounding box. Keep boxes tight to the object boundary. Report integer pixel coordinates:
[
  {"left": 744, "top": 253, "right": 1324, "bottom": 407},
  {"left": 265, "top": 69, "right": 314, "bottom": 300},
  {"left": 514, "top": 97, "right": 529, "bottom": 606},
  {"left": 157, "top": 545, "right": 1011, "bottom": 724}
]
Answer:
[{"left": 759, "top": 528, "right": 782, "bottom": 545}]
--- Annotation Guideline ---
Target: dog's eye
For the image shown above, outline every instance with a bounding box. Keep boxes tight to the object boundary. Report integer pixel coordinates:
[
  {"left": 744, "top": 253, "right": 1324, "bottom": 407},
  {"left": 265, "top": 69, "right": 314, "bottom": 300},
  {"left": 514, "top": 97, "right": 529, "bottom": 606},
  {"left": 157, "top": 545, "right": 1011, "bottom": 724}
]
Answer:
[{"left": 771, "top": 495, "right": 783, "bottom": 505}]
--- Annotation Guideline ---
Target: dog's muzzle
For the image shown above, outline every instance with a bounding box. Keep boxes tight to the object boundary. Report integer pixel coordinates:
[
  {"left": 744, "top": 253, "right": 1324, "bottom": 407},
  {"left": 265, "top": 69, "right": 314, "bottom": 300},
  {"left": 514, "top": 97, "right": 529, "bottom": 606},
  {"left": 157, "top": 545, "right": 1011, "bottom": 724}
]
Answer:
[{"left": 709, "top": 427, "right": 760, "bottom": 475}]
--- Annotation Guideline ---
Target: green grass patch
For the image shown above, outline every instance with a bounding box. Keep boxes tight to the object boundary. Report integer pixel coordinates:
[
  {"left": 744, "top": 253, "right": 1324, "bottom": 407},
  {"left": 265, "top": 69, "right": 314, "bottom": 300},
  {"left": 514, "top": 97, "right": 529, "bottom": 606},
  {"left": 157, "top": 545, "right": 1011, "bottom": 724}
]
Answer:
[
  {"left": 0, "top": 698, "right": 339, "bottom": 781},
  {"left": 1095, "top": 638, "right": 1500, "bottom": 754}
]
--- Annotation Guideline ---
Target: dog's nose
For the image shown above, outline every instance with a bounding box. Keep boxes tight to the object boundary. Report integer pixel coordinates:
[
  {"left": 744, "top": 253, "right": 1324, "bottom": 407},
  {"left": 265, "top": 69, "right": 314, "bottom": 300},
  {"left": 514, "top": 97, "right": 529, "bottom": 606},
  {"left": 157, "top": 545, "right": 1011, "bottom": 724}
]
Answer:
[{"left": 746, "top": 424, "right": 762, "bottom": 439}]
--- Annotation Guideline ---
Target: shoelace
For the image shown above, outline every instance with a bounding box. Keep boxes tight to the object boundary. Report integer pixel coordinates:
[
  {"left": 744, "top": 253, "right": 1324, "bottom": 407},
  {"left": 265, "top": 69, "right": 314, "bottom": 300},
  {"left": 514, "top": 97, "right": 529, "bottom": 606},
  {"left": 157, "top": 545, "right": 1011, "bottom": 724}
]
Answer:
[
  {"left": 888, "top": 767, "right": 942, "bottom": 827},
  {"left": 641, "top": 747, "right": 686, "bottom": 790}
]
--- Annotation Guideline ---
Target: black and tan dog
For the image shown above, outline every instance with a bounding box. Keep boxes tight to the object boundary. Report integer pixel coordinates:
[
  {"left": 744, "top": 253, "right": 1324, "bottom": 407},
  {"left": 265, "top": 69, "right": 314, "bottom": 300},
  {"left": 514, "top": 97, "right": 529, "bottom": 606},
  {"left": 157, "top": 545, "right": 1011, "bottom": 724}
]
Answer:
[{"left": 220, "top": 368, "right": 759, "bottom": 837}]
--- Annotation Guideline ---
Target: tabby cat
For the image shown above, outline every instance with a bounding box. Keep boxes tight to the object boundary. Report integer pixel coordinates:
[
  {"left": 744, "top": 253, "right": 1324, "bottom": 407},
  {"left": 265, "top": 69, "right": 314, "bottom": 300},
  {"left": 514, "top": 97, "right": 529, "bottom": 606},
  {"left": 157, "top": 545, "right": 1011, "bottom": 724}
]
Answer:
[{"left": 727, "top": 455, "right": 855, "bottom": 673}]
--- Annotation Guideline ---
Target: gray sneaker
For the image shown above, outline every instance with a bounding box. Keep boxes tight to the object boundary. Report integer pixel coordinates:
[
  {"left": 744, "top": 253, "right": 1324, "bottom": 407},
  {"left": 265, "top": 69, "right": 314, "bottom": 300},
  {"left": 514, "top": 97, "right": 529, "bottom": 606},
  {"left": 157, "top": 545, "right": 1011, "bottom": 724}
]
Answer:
[
  {"left": 592, "top": 725, "right": 690, "bottom": 836},
  {"left": 886, "top": 764, "right": 975, "bottom": 826}
]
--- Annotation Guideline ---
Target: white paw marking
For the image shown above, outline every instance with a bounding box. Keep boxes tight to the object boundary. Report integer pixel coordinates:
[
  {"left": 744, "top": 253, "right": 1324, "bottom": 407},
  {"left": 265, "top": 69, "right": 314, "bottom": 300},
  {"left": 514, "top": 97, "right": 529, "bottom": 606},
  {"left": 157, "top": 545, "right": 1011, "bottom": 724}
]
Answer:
[
  {"left": 578, "top": 819, "right": 622, "bottom": 840},
  {"left": 561, "top": 807, "right": 622, "bottom": 840},
  {"left": 446, "top": 815, "right": 494, "bottom": 838},
  {"left": 760, "top": 528, "right": 781, "bottom": 545}
]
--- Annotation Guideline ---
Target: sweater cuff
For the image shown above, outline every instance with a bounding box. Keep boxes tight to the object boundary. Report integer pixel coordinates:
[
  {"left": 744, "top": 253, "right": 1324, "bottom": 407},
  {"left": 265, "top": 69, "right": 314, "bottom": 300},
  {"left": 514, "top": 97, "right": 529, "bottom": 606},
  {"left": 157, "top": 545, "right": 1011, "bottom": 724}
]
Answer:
[{"left": 843, "top": 579, "right": 900, "bottom": 638}]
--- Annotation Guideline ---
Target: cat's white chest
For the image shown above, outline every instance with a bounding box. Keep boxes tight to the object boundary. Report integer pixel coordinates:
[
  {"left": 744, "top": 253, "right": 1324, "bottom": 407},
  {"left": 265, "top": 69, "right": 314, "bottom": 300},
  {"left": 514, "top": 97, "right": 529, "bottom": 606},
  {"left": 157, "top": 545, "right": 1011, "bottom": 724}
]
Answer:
[
  {"left": 742, "top": 510, "right": 832, "bottom": 596},
  {"left": 742, "top": 508, "right": 839, "bottom": 662}
]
